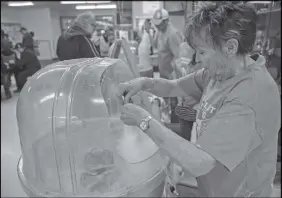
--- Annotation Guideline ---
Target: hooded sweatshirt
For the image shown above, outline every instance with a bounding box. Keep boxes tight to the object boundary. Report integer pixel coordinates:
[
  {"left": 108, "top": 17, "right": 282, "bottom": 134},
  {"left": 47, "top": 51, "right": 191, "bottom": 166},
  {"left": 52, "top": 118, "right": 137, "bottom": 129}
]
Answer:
[{"left": 56, "top": 24, "right": 100, "bottom": 61}]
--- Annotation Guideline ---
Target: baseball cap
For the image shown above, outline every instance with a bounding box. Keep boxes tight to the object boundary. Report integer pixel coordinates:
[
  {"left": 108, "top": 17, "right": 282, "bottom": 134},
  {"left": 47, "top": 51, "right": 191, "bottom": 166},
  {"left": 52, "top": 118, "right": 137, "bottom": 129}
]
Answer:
[{"left": 152, "top": 9, "right": 169, "bottom": 26}]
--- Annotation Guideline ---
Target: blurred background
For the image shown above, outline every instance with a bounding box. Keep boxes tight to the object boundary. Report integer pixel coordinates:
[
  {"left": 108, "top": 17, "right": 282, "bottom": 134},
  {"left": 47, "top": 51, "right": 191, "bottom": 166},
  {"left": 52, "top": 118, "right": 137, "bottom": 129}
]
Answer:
[{"left": 1, "top": 1, "right": 281, "bottom": 72}]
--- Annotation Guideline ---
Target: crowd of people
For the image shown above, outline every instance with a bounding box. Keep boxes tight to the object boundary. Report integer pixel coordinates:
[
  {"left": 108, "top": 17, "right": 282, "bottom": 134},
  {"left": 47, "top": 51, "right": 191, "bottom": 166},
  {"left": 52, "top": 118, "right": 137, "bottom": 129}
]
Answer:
[
  {"left": 1, "top": 12, "right": 117, "bottom": 100},
  {"left": 1, "top": 27, "right": 41, "bottom": 99}
]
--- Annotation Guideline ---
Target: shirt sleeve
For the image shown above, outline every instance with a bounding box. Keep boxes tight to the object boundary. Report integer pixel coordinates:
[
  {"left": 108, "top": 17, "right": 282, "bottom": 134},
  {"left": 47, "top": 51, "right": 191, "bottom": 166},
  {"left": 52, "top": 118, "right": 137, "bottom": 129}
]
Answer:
[
  {"left": 177, "top": 69, "right": 209, "bottom": 104},
  {"left": 196, "top": 101, "right": 263, "bottom": 171}
]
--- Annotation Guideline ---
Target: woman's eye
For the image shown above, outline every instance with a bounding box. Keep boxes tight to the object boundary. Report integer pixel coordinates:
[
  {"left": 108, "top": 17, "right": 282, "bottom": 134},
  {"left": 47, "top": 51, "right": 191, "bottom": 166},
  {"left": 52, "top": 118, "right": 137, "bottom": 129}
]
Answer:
[{"left": 199, "top": 51, "right": 204, "bottom": 55}]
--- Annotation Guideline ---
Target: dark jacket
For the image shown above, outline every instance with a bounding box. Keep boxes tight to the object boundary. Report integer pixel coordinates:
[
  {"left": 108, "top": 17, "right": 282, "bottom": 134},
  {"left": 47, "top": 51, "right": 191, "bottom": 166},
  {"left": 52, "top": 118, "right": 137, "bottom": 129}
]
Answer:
[
  {"left": 1, "top": 37, "right": 14, "bottom": 56},
  {"left": 15, "top": 49, "right": 41, "bottom": 73},
  {"left": 56, "top": 25, "right": 100, "bottom": 61},
  {"left": 1, "top": 55, "right": 8, "bottom": 74},
  {"left": 22, "top": 33, "right": 34, "bottom": 50}
]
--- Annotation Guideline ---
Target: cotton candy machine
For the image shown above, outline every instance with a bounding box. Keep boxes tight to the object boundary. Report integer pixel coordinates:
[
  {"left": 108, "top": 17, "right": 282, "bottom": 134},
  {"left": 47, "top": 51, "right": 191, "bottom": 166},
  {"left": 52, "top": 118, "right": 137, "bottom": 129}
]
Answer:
[{"left": 16, "top": 57, "right": 168, "bottom": 197}]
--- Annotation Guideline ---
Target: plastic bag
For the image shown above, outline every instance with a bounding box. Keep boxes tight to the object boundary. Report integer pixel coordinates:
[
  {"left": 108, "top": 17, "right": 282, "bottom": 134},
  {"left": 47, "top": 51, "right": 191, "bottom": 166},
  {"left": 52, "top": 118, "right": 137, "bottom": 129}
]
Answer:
[{"left": 138, "top": 31, "right": 152, "bottom": 70}]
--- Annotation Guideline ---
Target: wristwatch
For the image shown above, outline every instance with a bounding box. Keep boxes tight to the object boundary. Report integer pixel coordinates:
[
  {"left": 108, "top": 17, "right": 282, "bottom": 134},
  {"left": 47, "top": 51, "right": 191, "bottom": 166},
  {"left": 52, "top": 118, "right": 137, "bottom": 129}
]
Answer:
[{"left": 139, "top": 115, "right": 153, "bottom": 132}]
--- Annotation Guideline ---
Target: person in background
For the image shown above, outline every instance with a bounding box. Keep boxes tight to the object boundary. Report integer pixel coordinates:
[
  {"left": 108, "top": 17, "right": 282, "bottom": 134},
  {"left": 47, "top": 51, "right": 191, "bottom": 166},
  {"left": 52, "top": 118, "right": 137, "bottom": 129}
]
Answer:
[
  {"left": 116, "top": 2, "right": 280, "bottom": 197},
  {"left": 91, "top": 29, "right": 101, "bottom": 55},
  {"left": 13, "top": 43, "right": 41, "bottom": 91},
  {"left": 56, "top": 12, "right": 100, "bottom": 61},
  {"left": 8, "top": 55, "right": 22, "bottom": 93},
  {"left": 268, "top": 30, "right": 281, "bottom": 81},
  {"left": 151, "top": 8, "right": 184, "bottom": 123},
  {"left": 1, "top": 31, "right": 15, "bottom": 96},
  {"left": 30, "top": 31, "right": 34, "bottom": 38},
  {"left": 20, "top": 27, "right": 34, "bottom": 51},
  {"left": 268, "top": 30, "right": 281, "bottom": 162},
  {"left": 1, "top": 55, "right": 12, "bottom": 99},
  {"left": 152, "top": 8, "right": 183, "bottom": 79},
  {"left": 29, "top": 31, "right": 40, "bottom": 56},
  {"left": 99, "top": 27, "right": 115, "bottom": 57},
  {"left": 1, "top": 30, "right": 14, "bottom": 56}
]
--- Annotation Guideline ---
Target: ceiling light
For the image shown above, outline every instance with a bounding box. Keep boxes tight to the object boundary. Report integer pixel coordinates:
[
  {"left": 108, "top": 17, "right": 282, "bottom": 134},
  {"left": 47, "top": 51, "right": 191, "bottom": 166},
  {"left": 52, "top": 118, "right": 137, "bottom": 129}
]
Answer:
[
  {"left": 60, "top": 1, "right": 111, "bottom": 4},
  {"left": 76, "top": 4, "right": 116, "bottom": 10},
  {"left": 8, "top": 1, "right": 34, "bottom": 6},
  {"left": 247, "top": 1, "right": 272, "bottom": 4}
]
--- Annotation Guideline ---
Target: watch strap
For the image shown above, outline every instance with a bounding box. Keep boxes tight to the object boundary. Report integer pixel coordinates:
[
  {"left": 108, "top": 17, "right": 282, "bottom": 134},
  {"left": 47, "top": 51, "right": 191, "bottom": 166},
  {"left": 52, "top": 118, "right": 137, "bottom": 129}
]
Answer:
[
  {"left": 144, "top": 115, "right": 153, "bottom": 123},
  {"left": 140, "top": 115, "right": 153, "bottom": 132}
]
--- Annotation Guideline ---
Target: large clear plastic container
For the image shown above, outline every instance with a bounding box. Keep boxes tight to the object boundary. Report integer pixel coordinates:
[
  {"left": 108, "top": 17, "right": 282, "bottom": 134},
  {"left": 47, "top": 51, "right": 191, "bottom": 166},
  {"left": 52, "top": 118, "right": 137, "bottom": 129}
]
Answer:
[{"left": 16, "top": 57, "right": 168, "bottom": 197}]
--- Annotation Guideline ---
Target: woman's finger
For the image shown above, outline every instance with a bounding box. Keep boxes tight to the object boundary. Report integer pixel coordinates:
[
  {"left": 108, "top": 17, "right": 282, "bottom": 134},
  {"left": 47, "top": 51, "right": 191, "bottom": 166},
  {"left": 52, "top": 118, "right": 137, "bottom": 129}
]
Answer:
[
  {"left": 116, "top": 83, "right": 127, "bottom": 97},
  {"left": 124, "top": 89, "right": 137, "bottom": 103}
]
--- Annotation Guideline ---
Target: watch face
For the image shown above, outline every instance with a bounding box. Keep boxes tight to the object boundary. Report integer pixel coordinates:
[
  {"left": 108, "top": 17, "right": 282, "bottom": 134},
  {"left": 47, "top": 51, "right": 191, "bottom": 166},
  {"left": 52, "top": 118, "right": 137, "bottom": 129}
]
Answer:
[{"left": 140, "top": 121, "right": 147, "bottom": 131}]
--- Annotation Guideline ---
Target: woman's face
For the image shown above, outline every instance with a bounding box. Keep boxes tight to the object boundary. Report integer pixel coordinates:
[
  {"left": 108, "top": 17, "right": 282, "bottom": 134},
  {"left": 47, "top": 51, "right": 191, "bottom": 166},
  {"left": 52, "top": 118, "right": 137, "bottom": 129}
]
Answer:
[{"left": 192, "top": 30, "right": 238, "bottom": 81}]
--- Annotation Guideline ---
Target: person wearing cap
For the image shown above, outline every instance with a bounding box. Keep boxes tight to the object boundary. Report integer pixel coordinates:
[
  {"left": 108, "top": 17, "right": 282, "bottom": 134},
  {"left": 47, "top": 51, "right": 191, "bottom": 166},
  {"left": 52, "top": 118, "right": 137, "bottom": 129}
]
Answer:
[
  {"left": 152, "top": 8, "right": 183, "bottom": 80},
  {"left": 20, "top": 27, "right": 34, "bottom": 51},
  {"left": 152, "top": 8, "right": 184, "bottom": 123},
  {"left": 56, "top": 12, "right": 100, "bottom": 61}
]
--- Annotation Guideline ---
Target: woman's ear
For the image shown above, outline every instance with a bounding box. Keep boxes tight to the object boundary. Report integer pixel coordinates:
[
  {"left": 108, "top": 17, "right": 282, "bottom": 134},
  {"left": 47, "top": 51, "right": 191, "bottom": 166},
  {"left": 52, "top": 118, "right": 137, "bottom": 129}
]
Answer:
[{"left": 223, "top": 38, "right": 238, "bottom": 57}]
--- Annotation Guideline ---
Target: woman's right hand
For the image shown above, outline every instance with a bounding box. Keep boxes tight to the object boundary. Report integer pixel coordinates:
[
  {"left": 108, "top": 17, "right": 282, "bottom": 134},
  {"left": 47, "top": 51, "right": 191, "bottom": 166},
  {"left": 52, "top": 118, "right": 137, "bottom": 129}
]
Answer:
[{"left": 116, "top": 78, "right": 146, "bottom": 104}]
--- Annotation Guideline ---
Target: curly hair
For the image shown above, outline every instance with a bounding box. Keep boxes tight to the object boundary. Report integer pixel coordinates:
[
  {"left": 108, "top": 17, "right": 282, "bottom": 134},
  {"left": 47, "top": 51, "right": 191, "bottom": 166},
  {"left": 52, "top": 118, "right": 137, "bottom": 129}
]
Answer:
[{"left": 185, "top": 2, "right": 257, "bottom": 56}]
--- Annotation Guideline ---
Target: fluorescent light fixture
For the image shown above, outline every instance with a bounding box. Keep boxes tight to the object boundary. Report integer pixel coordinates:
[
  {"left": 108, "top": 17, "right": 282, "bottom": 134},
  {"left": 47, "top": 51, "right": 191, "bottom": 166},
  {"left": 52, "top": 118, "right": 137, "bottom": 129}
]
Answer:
[
  {"left": 248, "top": 1, "right": 272, "bottom": 4},
  {"left": 8, "top": 1, "right": 34, "bottom": 6},
  {"left": 76, "top": 4, "right": 116, "bottom": 10},
  {"left": 60, "top": 1, "right": 111, "bottom": 4}
]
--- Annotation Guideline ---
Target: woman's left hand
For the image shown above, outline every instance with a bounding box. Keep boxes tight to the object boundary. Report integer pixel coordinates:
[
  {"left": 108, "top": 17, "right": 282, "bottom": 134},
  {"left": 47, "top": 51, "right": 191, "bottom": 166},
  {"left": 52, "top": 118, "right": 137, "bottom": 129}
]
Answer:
[{"left": 120, "top": 103, "right": 151, "bottom": 127}]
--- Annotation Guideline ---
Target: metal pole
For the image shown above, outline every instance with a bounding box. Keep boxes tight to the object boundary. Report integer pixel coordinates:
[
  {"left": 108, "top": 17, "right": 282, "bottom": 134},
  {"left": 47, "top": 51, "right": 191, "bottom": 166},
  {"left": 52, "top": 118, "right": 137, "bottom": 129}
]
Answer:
[{"left": 265, "top": 1, "right": 274, "bottom": 42}]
